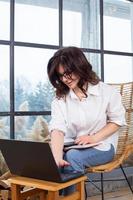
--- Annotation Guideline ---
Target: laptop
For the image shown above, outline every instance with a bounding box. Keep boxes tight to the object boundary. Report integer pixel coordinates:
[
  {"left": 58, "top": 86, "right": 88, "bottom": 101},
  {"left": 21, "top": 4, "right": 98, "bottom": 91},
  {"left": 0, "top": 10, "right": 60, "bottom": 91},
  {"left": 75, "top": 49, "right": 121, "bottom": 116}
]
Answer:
[{"left": 0, "top": 139, "right": 83, "bottom": 183}]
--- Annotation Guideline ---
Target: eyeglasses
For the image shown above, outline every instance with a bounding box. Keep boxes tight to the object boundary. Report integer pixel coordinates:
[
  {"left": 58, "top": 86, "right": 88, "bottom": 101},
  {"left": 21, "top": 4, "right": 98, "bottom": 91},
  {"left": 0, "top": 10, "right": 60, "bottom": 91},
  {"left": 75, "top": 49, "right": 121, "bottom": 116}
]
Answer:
[{"left": 58, "top": 70, "right": 73, "bottom": 80}]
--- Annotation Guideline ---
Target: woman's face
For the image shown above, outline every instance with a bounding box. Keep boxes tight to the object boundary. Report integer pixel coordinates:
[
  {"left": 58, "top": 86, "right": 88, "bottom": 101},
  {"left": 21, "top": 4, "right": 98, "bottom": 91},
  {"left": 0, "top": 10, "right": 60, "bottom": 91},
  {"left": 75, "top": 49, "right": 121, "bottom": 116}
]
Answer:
[{"left": 57, "top": 65, "right": 80, "bottom": 90}]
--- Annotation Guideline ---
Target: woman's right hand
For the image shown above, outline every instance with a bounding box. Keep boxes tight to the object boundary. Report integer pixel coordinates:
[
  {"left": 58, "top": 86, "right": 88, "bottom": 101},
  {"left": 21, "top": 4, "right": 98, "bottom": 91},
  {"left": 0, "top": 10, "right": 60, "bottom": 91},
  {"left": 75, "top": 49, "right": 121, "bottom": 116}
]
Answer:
[
  {"left": 58, "top": 159, "right": 70, "bottom": 167},
  {"left": 50, "top": 131, "right": 70, "bottom": 167}
]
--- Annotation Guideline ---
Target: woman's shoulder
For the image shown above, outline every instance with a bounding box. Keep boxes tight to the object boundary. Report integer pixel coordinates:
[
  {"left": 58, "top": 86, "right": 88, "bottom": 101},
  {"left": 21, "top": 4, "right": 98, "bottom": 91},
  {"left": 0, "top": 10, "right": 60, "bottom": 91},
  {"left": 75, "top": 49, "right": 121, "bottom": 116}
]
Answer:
[
  {"left": 98, "top": 81, "right": 118, "bottom": 95},
  {"left": 99, "top": 81, "right": 115, "bottom": 89}
]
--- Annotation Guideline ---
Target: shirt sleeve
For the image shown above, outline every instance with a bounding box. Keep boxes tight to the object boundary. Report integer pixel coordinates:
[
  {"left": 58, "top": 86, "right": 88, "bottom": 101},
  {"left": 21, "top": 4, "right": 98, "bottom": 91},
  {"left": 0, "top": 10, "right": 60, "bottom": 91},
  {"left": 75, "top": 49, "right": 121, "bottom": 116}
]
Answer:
[
  {"left": 48, "top": 98, "right": 67, "bottom": 134},
  {"left": 107, "top": 87, "right": 127, "bottom": 126}
]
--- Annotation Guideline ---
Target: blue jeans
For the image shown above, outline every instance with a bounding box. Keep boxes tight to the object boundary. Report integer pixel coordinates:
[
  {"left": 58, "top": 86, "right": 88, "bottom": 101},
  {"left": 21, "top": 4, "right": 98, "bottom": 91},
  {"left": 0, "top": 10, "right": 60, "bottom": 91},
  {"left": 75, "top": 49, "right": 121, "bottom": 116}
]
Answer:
[{"left": 62, "top": 145, "right": 115, "bottom": 195}]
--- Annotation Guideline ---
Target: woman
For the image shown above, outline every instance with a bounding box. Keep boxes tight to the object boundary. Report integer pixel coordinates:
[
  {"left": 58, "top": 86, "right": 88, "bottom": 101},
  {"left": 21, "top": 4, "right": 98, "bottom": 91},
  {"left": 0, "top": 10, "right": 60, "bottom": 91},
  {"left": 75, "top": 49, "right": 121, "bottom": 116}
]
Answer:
[
  {"left": 47, "top": 46, "right": 126, "bottom": 194},
  {"left": 0, "top": 46, "right": 126, "bottom": 194}
]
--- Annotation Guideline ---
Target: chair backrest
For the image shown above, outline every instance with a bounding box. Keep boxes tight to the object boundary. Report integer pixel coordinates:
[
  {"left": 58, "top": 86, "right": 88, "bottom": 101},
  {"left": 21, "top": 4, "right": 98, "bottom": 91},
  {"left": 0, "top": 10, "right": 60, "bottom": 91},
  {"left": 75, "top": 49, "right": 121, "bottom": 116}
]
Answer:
[{"left": 109, "top": 82, "right": 133, "bottom": 159}]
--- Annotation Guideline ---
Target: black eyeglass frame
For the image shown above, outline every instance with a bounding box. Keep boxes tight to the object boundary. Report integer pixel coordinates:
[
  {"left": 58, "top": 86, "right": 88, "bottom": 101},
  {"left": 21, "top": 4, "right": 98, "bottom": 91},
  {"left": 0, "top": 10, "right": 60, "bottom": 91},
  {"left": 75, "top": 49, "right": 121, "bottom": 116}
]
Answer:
[{"left": 57, "top": 70, "right": 74, "bottom": 80}]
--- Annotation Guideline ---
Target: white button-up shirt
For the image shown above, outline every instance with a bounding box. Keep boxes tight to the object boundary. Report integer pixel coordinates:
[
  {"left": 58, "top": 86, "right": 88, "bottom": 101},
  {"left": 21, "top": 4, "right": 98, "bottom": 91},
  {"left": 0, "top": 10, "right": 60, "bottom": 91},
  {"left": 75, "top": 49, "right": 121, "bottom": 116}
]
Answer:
[{"left": 49, "top": 82, "right": 126, "bottom": 152}]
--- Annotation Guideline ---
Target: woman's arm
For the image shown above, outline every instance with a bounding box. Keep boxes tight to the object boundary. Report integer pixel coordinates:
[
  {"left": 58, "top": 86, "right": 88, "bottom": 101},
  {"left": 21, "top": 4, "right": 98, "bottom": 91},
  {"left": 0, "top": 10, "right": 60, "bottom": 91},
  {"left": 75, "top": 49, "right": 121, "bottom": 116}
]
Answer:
[
  {"left": 75, "top": 122, "right": 120, "bottom": 145},
  {"left": 76, "top": 87, "right": 126, "bottom": 145},
  {"left": 51, "top": 130, "right": 70, "bottom": 167}
]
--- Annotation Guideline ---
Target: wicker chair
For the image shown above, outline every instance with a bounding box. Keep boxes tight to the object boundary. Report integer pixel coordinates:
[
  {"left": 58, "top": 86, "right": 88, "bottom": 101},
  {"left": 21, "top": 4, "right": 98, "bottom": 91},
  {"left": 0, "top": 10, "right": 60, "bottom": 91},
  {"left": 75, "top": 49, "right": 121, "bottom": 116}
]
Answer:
[{"left": 85, "top": 82, "right": 133, "bottom": 200}]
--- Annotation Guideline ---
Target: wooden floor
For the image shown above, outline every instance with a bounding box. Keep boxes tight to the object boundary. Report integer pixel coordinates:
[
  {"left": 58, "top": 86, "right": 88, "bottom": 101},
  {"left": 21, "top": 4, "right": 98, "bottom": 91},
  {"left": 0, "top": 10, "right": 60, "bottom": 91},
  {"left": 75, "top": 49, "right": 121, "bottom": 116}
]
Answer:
[
  {"left": 88, "top": 187, "right": 133, "bottom": 200},
  {"left": 0, "top": 187, "right": 132, "bottom": 200}
]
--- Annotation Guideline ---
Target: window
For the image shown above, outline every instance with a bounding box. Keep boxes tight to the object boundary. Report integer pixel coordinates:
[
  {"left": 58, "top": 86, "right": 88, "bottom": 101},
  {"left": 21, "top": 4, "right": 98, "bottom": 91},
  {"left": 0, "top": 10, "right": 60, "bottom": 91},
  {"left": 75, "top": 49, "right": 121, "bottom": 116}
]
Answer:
[
  {"left": 63, "top": 0, "right": 100, "bottom": 49},
  {"left": 0, "top": 0, "right": 10, "bottom": 40},
  {"left": 0, "top": 45, "right": 10, "bottom": 112},
  {"left": 15, "top": 0, "right": 59, "bottom": 45},
  {"left": 0, "top": 0, "right": 133, "bottom": 139},
  {"left": 104, "top": 0, "right": 133, "bottom": 82},
  {"left": 15, "top": 46, "right": 55, "bottom": 111},
  {"left": 104, "top": 54, "right": 132, "bottom": 83},
  {"left": 104, "top": 0, "right": 133, "bottom": 52}
]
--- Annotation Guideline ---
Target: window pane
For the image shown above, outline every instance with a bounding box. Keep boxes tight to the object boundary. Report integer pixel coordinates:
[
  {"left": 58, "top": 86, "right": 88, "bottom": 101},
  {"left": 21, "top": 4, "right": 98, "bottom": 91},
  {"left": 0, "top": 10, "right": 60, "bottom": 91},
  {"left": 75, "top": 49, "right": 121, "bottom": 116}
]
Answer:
[
  {"left": 15, "top": 0, "right": 59, "bottom": 45},
  {"left": 0, "top": 116, "right": 10, "bottom": 173},
  {"left": 0, "top": 116, "right": 10, "bottom": 138},
  {"left": 0, "top": 45, "right": 10, "bottom": 112},
  {"left": 0, "top": 0, "right": 10, "bottom": 40},
  {"left": 104, "top": 0, "right": 133, "bottom": 52},
  {"left": 104, "top": 54, "right": 133, "bottom": 83},
  {"left": 63, "top": 0, "right": 100, "bottom": 49},
  {"left": 15, "top": 115, "right": 50, "bottom": 140},
  {"left": 15, "top": 47, "right": 55, "bottom": 111},
  {"left": 84, "top": 53, "right": 101, "bottom": 78}
]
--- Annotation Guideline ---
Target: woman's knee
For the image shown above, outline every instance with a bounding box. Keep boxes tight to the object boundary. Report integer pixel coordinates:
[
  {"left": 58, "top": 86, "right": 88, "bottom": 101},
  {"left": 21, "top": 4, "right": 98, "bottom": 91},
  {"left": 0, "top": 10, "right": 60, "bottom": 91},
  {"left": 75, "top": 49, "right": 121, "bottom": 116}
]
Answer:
[
  {"left": 64, "top": 150, "right": 85, "bottom": 172},
  {"left": 64, "top": 149, "right": 80, "bottom": 163}
]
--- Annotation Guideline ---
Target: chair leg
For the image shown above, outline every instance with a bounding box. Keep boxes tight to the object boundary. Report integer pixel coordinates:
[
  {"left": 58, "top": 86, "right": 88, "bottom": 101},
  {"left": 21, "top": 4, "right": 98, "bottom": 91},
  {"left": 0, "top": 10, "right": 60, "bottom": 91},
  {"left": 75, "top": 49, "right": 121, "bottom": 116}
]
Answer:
[
  {"left": 84, "top": 182, "right": 87, "bottom": 200},
  {"left": 100, "top": 173, "right": 104, "bottom": 200},
  {"left": 120, "top": 164, "right": 133, "bottom": 194}
]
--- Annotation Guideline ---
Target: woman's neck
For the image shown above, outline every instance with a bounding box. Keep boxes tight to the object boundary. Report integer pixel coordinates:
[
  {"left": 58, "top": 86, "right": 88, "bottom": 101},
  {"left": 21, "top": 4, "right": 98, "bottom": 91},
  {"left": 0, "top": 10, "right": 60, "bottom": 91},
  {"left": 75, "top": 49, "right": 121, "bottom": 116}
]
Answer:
[{"left": 73, "top": 83, "right": 88, "bottom": 100}]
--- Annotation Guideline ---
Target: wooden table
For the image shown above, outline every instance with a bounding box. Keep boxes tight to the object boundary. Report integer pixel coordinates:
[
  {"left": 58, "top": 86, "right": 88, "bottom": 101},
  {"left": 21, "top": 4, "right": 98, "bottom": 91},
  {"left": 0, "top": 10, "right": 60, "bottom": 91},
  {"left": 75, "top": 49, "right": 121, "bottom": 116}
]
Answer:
[{"left": 10, "top": 175, "right": 87, "bottom": 200}]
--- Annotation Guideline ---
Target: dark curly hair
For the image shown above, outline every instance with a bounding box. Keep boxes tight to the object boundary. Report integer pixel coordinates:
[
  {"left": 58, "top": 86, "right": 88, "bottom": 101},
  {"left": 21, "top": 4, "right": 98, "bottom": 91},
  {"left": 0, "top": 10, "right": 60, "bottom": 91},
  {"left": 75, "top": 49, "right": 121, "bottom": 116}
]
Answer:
[{"left": 47, "top": 46, "right": 100, "bottom": 98}]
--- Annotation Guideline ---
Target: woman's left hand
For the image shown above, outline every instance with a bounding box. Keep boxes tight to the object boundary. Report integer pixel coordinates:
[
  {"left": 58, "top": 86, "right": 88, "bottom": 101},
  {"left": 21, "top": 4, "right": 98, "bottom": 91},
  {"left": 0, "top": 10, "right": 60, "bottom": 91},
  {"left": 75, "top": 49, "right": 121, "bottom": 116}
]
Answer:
[{"left": 75, "top": 135, "right": 98, "bottom": 145}]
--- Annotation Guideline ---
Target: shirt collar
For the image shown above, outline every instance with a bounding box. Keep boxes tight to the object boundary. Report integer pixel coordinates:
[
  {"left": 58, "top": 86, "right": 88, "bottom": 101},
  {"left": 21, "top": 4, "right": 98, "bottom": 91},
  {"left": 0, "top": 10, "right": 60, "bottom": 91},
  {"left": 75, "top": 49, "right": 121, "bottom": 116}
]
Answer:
[
  {"left": 69, "top": 89, "right": 79, "bottom": 100},
  {"left": 69, "top": 83, "right": 100, "bottom": 100},
  {"left": 87, "top": 83, "right": 100, "bottom": 96}
]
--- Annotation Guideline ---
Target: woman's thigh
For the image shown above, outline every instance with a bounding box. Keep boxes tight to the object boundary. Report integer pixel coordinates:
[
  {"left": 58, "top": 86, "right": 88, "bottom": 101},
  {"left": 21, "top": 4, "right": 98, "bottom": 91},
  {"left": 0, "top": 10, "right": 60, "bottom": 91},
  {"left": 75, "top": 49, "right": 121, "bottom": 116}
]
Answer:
[{"left": 64, "top": 145, "right": 115, "bottom": 172}]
